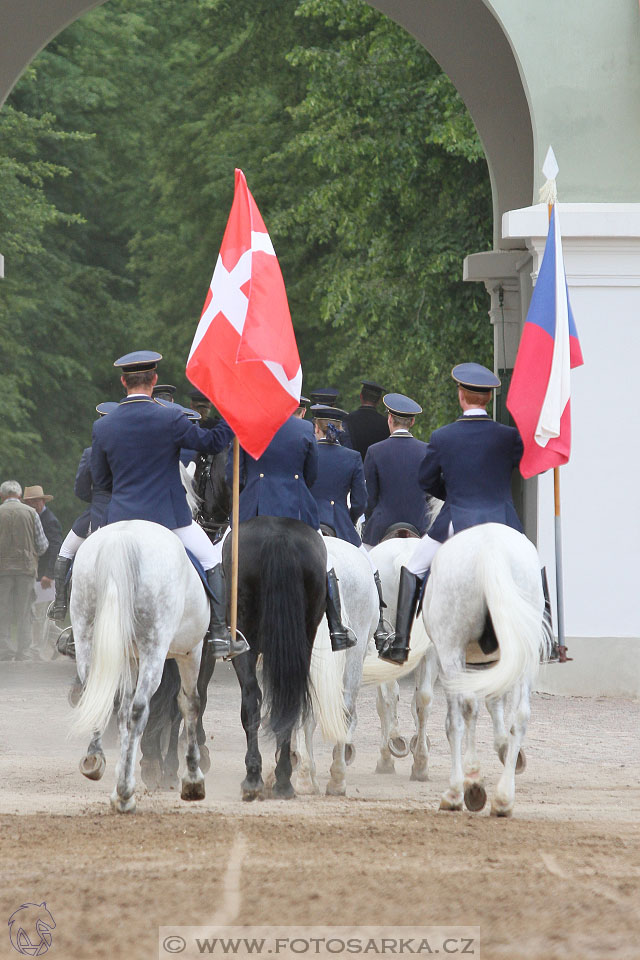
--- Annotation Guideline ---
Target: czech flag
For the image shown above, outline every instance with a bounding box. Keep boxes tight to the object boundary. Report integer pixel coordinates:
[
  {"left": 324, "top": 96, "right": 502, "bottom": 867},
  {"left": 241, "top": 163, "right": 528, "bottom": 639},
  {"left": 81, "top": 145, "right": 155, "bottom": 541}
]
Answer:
[
  {"left": 507, "top": 205, "right": 583, "bottom": 479},
  {"left": 187, "top": 169, "right": 302, "bottom": 459}
]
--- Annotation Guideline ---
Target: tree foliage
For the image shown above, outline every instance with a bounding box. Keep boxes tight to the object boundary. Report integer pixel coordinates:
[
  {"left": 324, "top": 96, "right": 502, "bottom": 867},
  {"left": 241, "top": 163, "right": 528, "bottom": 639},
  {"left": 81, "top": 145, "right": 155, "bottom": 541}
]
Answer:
[{"left": 0, "top": 0, "right": 492, "bottom": 526}]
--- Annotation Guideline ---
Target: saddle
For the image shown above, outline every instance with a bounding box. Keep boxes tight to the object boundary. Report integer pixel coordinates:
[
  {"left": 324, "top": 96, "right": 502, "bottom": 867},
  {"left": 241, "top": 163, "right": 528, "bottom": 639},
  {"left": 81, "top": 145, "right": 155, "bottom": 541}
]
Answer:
[{"left": 381, "top": 522, "right": 421, "bottom": 541}]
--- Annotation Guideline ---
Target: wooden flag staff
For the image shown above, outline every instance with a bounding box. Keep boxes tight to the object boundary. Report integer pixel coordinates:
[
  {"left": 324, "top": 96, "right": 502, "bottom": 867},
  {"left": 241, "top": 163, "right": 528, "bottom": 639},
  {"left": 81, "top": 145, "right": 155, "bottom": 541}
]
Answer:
[
  {"left": 230, "top": 435, "right": 240, "bottom": 643},
  {"left": 540, "top": 147, "right": 570, "bottom": 662}
]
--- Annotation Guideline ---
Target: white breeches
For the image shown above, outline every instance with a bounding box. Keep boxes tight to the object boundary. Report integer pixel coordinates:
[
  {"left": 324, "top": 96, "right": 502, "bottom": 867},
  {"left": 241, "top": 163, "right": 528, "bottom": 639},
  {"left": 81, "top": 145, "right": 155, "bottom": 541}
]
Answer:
[
  {"left": 59, "top": 529, "right": 86, "bottom": 560},
  {"left": 406, "top": 523, "right": 454, "bottom": 577},
  {"left": 173, "top": 521, "right": 223, "bottom": 570}
]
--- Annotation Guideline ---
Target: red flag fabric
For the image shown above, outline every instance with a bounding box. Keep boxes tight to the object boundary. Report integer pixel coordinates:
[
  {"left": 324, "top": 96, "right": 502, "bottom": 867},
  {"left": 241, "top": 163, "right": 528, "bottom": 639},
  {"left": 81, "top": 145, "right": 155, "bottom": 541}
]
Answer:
[{"left": 187, "top": 169, "right": 302, "bottom": 459}]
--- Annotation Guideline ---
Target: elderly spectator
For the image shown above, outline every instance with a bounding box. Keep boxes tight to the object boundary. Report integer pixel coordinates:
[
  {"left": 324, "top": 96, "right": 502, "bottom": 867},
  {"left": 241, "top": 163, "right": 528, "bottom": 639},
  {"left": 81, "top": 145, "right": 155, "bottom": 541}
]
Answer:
[
  {"left": 22, "top": 484, "right": 62, "bottom": 656},
  {"left": 0, "top": 480, "right": 49, "bottom": 661}
]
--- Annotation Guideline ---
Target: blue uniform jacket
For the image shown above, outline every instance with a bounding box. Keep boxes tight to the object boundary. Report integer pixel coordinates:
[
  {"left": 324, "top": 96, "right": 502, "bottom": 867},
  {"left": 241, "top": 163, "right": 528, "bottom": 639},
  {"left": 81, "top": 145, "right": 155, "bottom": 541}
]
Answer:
[
  {"left": 230, "top": 416, "right": 320, "bottom": 528},
  {"left": 362, "top": 433, "right": 431, "bottom": 546},
  {"left": 420, "top": 414, "right": 524, "bottom": 542},
  {"left": 311, "top": 440, "right": 367, "bottom": 546},
  {"left": 72, "top": 445, "right": 111, "bottom": 537},
  {"left": 91, "top": 397, "right": 233, "bottom": 529}
]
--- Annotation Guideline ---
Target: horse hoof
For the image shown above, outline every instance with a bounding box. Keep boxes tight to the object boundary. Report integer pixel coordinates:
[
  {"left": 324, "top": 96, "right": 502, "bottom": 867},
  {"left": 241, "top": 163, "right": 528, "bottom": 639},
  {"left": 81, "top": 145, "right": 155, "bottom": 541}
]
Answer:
[
  {"left": 464, "top": 781, "right": 487, "bottom": 812},
  {"left": 79, "top": 753, "right": 105, "bottom": 781},
  {"left": 199, "top": 744, "right": 211, "bottom": 774},
  {"left": 388, "top": 735, "right": 410, "bottom": 759},
  {"left": 110, "top": 793, "right": 136, "bottom": 814},
  {"left": 439, "top": 794, "right": 463, "bottom": 812},
  {"left": 272, "top": 782, "right": 295, "bottom": 800},
  {"left": 295, "top": 778, "right": 320, "bottom": 796},
  {"left": 241, "top": 778, "right": 265, "bottom": 802},
  {"left": 375, "top": 758, "right": 396, "bottom": 774},
  {"left": 326, "top": 781, "right": 346, "bottom": 797},
  {"left": 410, "top": 765, "right": 429, "bottom": 782},
  {"left": 344, "top": 743, "right": 356, "bottom": 766},
  {"left": 490, "top": 802, "right": 513, "bottom": 818},
  {"left": 181, "top": 778, "right": 206, "bottom": 802}
]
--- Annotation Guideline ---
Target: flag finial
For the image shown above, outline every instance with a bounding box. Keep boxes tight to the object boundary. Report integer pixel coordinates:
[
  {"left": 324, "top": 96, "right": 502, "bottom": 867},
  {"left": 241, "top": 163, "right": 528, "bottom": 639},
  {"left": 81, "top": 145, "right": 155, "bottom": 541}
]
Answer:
[{"left": 539, "top": 145, "right": 558, "bottom": 207}]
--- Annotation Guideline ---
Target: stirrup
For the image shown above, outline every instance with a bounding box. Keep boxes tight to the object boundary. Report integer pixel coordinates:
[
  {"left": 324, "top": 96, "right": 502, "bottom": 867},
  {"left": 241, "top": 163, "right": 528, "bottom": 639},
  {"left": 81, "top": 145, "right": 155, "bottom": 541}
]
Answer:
[
  {"left": 373, "top": 616, "right": 393, "bottom": 651},
  {"left": 330, "top": 626, "right": 357, "bottom": 652},
  {"left": 56, "top": 626, "right": 76, "bottom": 660},
  {"left": 377, "top": 633, "right": 409, "bottom": 665},
  {"left": 47, "top": 599, "right": 68, "bottom": 623},
  {"left": 224, "top": 629, "right": 250, "bottom": 661}
]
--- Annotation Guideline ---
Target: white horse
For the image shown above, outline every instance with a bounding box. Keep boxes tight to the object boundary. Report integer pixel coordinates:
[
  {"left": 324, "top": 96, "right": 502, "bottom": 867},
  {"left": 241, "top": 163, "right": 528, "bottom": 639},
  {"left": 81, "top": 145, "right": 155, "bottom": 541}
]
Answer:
[
  {"left": 425, "top": 523, "right": 549, "bottom": 816},
  {"left": 293, "top": 537, "right": 378, "bottom": 797},
  {"left": 362, "top": 538, "right": 438, "bottom": 781},
  {"left": 363, "top": 528, "right": 548, "bottom": 816},
  {"left": 71, "top": 520, "right": 209, "bottom": 813}
]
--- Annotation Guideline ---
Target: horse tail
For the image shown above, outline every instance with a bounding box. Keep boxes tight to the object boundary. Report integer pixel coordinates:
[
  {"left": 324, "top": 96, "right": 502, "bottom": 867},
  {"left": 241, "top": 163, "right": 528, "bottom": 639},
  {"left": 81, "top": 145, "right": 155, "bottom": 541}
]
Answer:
[
  {"left": 360, "top": 618, "right": 431, "bottom": 686},
  {"left": 309, "top": 619, "right": 349, "bottom": 743},
  {"left": 74, "top": 532, "right": 139, "bottom": 735},
  {"left": 448, "top": 535, "right": 547, "bottom": 700},
  {"left": 258, "top": 532, "right": 311, "bottom": 738}
]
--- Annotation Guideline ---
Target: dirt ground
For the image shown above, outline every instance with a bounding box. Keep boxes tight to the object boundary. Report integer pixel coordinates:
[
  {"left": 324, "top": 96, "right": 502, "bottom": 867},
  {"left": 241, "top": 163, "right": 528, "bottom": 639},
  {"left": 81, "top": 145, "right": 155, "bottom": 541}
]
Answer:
[{"left": 1, "top": 660, "right": 639, "bottom": 960}]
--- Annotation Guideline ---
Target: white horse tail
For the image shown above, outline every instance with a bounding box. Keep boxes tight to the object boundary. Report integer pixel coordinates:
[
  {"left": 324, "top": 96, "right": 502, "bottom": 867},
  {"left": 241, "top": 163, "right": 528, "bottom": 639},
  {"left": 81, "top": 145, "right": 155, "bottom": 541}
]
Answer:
[
  {"left": 309, "top": 618, "right": 349, "bottom": 742},
  {"left": 360, "top": 618, "right": 431, "bottom": 687},
  {"left": 74, "top": 532, "right": 139, "bottom": 736},
  {"left": 448, "top": 536, "right": 545, "bottom": 700}
]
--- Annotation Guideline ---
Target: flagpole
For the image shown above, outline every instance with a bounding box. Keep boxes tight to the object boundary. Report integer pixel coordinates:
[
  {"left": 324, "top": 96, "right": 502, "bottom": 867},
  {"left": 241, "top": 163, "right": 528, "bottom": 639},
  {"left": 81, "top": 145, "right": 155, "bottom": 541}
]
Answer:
[
  {"left": 542, "top": 154, "right": 569, "bottom": 663},
  {"left": 230, "top": 435, "right": 240, "bottom": 644}
]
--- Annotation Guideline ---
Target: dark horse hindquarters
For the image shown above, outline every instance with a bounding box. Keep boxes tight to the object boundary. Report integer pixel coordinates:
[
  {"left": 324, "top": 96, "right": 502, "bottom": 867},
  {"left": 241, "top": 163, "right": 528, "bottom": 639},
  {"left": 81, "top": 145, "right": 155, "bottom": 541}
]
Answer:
[{"left": 224, "top": 516, "right": 327, "bottom": 800}]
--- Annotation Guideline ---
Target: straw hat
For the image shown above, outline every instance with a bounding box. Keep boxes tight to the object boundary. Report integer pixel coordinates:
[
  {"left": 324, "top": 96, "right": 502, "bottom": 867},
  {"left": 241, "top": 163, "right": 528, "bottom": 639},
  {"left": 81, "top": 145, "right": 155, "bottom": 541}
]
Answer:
[{"left": 23, "top": 485, "right": 54, "bottom": 503}]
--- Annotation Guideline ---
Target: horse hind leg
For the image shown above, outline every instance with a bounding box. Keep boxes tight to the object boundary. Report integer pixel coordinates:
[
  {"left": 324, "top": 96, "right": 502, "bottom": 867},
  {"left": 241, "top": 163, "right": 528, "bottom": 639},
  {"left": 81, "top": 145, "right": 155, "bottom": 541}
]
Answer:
[
  {"left": 487, "top": 693, "right": 527, "bottom": 775},
  {"left": 461, "top": 694, "right": 487, "bottom": 812},
  {"left": 111, "top": 657, "right": 162, "bottom": 814},
  {"left": 272, "top": 732, "right": 295, "bottom": 800},
  {"left": 175, "top": 654, "right": 205, "bottom": 802},
  {"left": 410, "top": 648, "right": 437, "bottom": 782},
  {"left": 491, "top": 681, "right": 530, "bottom": 817},
  {"left": 79, "top": 730, "right": 106, "bottom": 781},
  {"left": 294, "top": 714, "right": 320, "bottom": 795},
  {"left": 439, "top": 691, "right": 466, "bottom": 812},
  {"left": 375, "top": 682, "right": 403, "bottom": 774},
  {"left": 234, "top": 653, "right": 264, "bottom": 801}
]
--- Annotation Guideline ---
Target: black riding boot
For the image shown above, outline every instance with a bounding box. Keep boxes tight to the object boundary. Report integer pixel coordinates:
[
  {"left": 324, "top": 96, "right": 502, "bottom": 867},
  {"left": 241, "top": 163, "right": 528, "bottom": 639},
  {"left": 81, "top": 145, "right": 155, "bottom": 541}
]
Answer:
[
  {"left": 48, "top": 556, "right": 73, "bottom": 622},
  {"left": 378, "top": 566, "right": 423, "bottom": 665},
  {"left": 326, "top": 568, "right": 357, "bottom": 651},
  {"left": 373, "top": 570, "right": 390, "bottom": 651},
  {"left": 205, "top": 564, "right": 249, "bottom": 660}
]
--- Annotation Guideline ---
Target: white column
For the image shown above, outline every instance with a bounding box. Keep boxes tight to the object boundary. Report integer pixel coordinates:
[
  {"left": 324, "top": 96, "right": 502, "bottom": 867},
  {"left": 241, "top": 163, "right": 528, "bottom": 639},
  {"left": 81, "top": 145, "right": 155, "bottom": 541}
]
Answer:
[{"left": 503, "top": 203, "right": 640, "bottom": 696}]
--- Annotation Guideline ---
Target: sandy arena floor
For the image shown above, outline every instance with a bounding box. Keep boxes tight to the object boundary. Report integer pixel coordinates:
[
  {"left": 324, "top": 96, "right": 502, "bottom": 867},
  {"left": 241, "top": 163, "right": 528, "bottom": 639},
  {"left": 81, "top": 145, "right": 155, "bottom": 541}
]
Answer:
[{"left": 0, "top": 659, "right": 639, "bottom": 960}]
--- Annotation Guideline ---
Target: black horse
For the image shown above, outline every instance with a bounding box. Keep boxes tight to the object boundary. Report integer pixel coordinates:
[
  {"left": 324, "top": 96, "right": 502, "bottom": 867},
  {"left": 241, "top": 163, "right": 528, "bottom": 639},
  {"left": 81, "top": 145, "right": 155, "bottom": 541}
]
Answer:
[
  {"left": 141, "top": 513, "right": 327, "bottom": 800},
  {"left": 227, "top": 515, "right": 327, "bottom": 799}
]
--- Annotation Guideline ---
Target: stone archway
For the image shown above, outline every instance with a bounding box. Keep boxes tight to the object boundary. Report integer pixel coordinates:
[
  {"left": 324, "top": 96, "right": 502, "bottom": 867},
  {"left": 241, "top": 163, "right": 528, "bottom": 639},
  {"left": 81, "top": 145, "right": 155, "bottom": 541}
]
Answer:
[{"left": 2, "top": 0, "right": 640, "bottom": 693}]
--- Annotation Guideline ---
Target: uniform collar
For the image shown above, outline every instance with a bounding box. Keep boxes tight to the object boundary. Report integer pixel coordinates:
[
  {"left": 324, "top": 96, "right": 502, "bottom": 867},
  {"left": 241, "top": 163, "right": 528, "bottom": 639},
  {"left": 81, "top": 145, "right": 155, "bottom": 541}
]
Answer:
[
  {"left": 456, "top": 411, "right": 491, "bottom": 422},
  {"left": 390, "top": 429, "right": 413, "bottom": 437},
  {"left": 120, "top": 394, "right": 155, "bottom": 405}
]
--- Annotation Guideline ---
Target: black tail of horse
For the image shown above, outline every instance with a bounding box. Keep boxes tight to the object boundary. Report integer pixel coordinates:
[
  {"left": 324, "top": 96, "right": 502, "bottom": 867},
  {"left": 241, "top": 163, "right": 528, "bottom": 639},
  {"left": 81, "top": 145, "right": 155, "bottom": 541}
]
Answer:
[{"left": 258, "top": 532, "right": 311, "bottom": 737}]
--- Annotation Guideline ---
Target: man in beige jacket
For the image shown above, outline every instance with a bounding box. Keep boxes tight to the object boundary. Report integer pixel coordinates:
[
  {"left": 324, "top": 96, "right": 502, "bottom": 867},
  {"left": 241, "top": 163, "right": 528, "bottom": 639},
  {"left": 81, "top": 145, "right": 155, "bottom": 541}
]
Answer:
[{"left": 0, "top": 480, "right": 48, "bottom": 661}]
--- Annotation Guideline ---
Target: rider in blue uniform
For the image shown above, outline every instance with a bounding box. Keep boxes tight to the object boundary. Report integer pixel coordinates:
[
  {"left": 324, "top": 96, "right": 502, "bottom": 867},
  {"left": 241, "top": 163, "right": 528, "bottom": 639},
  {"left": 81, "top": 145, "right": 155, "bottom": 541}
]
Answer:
[
  {"left": 310, "top": 404, "right": 389, "bottom": 647},
  {"left": 379, "top": 363, "right": 524, "bottom": 665},
  {"left": 362, "top": 393, "right": 430, "bottom": 547},
  {"left": 228, "top": 410, "right": 355, "bottom": 651},
  {"left": 345, "top": 379, "right": 390, "bottom": 461},
  {"left": 89, "top": 351, "right": 246, "bottom": 660}
]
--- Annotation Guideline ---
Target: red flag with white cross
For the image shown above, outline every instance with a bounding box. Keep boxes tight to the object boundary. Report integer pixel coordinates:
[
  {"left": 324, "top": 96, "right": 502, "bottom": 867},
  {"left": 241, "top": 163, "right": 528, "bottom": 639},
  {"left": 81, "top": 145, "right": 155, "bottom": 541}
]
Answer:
[{"left": 187, "top": 169, "right": 302, "bottom": 459}]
